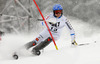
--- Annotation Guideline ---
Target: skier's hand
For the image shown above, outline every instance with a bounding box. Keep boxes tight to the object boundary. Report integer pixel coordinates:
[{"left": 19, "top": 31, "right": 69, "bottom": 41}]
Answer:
[{"left": 71, "top": 40, "right": 78, "bottom": 46}]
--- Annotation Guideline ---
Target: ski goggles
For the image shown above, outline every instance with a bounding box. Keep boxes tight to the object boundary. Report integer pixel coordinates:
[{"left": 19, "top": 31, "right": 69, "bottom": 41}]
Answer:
[{"left": 54, "top": 10, "right": 62, "bottom": 14}]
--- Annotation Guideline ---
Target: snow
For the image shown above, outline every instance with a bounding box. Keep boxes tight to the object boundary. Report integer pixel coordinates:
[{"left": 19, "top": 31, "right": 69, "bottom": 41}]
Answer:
[{"left": 0, "top": 19, "right": 100, "bottom": 64}]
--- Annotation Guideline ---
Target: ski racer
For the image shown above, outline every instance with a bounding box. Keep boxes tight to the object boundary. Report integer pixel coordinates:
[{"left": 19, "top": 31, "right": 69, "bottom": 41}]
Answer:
[{"left": 25, "top": 4, "right": 77, "bottom": 55}]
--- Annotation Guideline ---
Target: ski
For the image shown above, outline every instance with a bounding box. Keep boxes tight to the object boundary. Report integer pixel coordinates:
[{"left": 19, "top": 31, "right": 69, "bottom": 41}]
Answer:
[
  {"left": 77, "top": 41, "right": 96, "bottom": 46},
  {"left": 78, "top": 43, "right": 89, "bottom": 46}
]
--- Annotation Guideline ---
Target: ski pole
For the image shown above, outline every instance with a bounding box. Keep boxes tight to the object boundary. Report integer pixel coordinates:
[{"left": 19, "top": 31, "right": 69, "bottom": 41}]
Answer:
[{"left": 33, "top": 0, "right": 58, "bottom": 50}]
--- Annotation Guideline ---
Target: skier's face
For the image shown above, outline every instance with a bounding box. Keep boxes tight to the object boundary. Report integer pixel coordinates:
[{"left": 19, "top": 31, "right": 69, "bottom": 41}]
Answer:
[
  {"left": 55, "top": 13, "right": 61, "bottom": 18},
  {"left": 54, "top": 10, "right": 62, "bottom": 18}
]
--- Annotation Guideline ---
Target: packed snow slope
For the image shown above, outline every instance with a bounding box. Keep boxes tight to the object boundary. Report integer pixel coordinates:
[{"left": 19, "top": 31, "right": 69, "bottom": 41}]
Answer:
[{"left": 0, "top": 18, "right": 100, "bottom": 64}]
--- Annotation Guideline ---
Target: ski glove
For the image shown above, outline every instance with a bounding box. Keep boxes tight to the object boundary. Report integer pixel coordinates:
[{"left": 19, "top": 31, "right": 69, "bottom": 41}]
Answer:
[{"left": 72, "top": 40, "right": 77, "bottom": 45}]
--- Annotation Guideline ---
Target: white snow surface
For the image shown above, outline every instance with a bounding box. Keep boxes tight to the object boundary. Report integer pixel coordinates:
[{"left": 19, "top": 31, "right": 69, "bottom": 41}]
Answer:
[{"left": 0, "top": 19, "right": 100, "bottom": 64}]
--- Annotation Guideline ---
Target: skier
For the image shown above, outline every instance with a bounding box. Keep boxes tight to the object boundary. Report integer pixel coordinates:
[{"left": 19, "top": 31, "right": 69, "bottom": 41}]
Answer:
[{"left": 25, "top": 4, "right": 77, "bottom": 55}]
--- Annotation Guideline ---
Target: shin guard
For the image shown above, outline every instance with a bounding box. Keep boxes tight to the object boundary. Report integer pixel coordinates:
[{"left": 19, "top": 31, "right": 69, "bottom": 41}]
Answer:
[
  {"left": 25, "top": 41, "right": 37, "bottom": 49},
  {"left": 33, "top": 37, "right": 52, "bottom": 51}
]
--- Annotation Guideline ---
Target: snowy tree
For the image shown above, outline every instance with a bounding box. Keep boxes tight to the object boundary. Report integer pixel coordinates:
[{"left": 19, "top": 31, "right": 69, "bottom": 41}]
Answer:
[{"left": 0, "top": 0, "right": 100, "bottom": 34}]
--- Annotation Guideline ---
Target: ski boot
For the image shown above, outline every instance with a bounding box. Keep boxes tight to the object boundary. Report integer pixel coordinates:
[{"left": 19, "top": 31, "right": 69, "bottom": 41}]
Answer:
[{"left": 32, "top": 49, "right": 41, "bottom": 55}]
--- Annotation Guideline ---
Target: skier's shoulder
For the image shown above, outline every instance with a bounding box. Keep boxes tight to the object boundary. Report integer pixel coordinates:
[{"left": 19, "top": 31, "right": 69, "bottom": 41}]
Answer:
[{"left": 45, "top": 13, "right": 53, "bottom": 20}]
